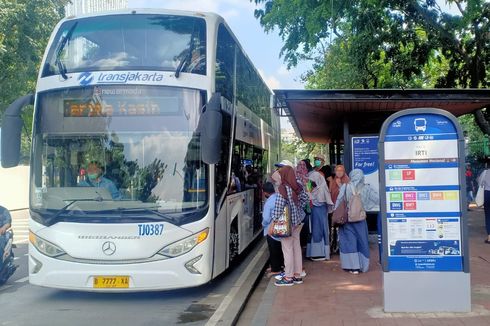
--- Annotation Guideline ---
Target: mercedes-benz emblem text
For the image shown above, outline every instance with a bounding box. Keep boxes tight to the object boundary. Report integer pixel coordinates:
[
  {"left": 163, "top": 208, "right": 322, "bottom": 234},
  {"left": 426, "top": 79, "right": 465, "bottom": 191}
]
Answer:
[{"left": 102, "top": 241, "right": 116, "bottom": 256}]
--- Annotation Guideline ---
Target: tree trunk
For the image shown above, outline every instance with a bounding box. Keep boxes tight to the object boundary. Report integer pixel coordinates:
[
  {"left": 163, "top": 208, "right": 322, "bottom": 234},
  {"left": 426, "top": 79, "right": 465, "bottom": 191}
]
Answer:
[{"left": 474, "top": 109, "right": 490, "bottom": 135}]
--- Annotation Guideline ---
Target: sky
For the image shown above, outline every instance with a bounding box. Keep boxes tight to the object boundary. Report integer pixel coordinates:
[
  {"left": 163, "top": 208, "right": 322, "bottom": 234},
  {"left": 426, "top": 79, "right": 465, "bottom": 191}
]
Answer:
[{"left": 127, "top": 0, "right": 309, "bottom": 91}]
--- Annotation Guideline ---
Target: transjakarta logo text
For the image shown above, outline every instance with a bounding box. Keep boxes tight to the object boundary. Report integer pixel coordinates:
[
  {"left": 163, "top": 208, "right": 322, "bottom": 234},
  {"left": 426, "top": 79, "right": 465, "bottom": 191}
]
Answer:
[
  {"left": 78, "top": 72, "right": 94, "bottom": 86},
  {"left": 78, "top": 72, "right": 166, "bottom": 85}
]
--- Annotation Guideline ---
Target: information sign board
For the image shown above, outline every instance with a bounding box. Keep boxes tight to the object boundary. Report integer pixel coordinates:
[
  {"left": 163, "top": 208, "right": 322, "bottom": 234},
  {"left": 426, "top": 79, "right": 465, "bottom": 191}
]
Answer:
[
  {"left": 379, "top": 108, "right": 470, "bottom": 313},
  {"left": 382, "top": 113, "right": 463, "bottom": 271},
  {"left": 351, "top": 136, "right": 379, "bottom": 201}
]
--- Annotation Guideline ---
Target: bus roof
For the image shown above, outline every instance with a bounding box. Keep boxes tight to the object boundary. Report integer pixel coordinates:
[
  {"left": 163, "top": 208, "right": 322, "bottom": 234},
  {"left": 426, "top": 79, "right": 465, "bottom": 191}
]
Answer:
[{"left": 63, "top": 8, "right": 223, "bottom": 21}]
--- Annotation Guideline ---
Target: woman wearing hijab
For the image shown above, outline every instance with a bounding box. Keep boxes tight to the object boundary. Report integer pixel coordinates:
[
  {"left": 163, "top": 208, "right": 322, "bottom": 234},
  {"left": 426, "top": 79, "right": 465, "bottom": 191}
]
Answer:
[
  {"left": 306, "top": 170, "right": 334, "bottom": 261},
  {"left": 295, "top": 160, "right": 310, "bottom": 186},
  {"left": 296, "top": 160, "right": 312, "bottom": 248},
  {"left": 330, "top": 165, "right": 350, "bottom": 204},
  {"left": 329, "top": 165, "right": 350, "bottom": 254},
  {"left": 334, "top": 169, "right": 379, "bottom": 274},
  {"left": 271, "top": 165, "right": 309, "bottom": 286}
]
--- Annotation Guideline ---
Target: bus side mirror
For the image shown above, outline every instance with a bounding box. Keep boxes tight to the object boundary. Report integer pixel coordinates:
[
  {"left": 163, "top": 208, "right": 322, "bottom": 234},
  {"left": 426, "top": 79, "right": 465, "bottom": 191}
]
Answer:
[
  {"left": 1, "top": 94, "right": 34, "bottom": 168},
  {"left": 199, "top": 93, "right": 222, "bottom": 165}
]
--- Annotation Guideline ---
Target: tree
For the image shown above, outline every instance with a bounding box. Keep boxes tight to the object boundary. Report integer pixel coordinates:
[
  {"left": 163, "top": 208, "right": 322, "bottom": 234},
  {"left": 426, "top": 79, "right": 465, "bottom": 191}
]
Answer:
[
  {"left": 0, "top": 0, "right": 68, "bottom": 162},
  {"left": 281, "top": 132, "right": 327, "bottom": 165},
  {"left": 252, "top": 0, "right": 490, "bottom": 130}
]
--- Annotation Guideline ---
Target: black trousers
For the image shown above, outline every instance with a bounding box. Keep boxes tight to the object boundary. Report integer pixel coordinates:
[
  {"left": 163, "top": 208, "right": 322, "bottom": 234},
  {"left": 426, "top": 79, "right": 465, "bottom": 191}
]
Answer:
[
  {"left": 484, "top": 190, "right": 490, "bottom": 235},
  {"left": 266, "top": 235, "right": 284, "bottom": 272}
]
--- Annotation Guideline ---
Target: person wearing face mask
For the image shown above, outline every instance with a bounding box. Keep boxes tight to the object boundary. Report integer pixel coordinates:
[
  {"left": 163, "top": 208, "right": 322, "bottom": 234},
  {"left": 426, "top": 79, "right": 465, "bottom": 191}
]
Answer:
[
  {"left": 78, "top": 161, "right": 122, "bottom": 200},
  {"left": 313, "top": 154, "right": 326, "bottom": 176}
]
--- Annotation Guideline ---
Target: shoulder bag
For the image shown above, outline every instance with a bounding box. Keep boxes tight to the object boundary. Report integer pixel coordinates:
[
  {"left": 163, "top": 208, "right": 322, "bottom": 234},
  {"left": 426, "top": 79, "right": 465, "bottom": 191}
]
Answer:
[{"left": 268, "top": 204, "right": 292, "bottom": 238}]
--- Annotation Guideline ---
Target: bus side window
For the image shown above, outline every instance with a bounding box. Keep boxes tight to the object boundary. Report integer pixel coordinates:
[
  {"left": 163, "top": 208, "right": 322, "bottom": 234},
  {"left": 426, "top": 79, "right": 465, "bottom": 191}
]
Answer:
[{"left": 215, "top": 113, "right": 231, "bottom": 199}]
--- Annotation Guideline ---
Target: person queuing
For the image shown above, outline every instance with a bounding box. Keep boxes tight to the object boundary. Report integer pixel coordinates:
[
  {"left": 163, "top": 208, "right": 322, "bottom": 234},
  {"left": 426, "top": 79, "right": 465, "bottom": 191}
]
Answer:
[
  {"left": 295, "top": 160, "right": 310, "bottom": 186},
  {"left": 296, "top": 160, "right": 312, "bottom": 248},
  {"left": 271, "top": 165, "right": 308, "bottom": 286},
  {"left": 478, "top": 163, "right": 490, "bottom": 244},
  {"left": 320, "top": 165, "right": 333, "bottom": 188},
  {"left": 334, "top": 169, "right": 379, "bottom": 274},
  {"left": 313, "top": 154, "right": 326, "bottom": 174},
  {"left": 262, "top": 182, "right": 284, "bottom": 276},
  {"left": 330, "top": 165, "right": 350, "bottom": 203},
  {"left": 329, "top": 165, "right": 350, "bottom": 254},
  {"left": 306, "top": 169, "right": 334, "bottom": 261},
  {"left": 466, "top": 164, "right": 475, "bottom": 209}
]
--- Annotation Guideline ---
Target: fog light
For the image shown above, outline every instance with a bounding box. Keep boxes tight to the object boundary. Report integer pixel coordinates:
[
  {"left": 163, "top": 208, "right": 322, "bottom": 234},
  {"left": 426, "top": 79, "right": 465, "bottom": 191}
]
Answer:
[
  {"left": 31, "top": 256, "right": 43, "bottom": 274},
  {"left": 185, "top": 255, "right": 203, "bottom": 274}
]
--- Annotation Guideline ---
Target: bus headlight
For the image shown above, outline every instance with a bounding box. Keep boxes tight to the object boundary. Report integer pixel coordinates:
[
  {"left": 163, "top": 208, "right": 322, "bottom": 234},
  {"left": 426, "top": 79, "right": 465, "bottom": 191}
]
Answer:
[
  {"left": 29, "top": 231, "right": 65, "bottom": 258},
  {"left": 159, "top": 228, "right": 209, "bottom": 258}
]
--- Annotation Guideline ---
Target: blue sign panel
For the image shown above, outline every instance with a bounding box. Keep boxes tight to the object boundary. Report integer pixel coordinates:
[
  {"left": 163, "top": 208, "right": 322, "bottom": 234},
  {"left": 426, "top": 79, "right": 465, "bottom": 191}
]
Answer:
[
  {"left": 352, "top": 136, "right": 379, "bottom": 175},
  {"left": 383, "top": 113, "right": 463, "bottom": 272},
  {"left": 352, "top": 136, "right": 379, "bottom": 201}
]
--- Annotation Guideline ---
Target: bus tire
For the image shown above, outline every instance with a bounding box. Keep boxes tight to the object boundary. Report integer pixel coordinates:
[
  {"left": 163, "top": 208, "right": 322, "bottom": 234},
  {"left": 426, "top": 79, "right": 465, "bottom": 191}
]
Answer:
[{"left": 229, "top": 219, "right": 239, "bottom": 264}]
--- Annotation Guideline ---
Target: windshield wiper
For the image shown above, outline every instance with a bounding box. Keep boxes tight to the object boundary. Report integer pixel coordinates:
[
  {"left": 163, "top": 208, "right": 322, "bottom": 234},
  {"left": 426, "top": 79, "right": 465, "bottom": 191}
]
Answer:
[
  {"left": 43, "top": 196, "right": 110, "bottom": 226},
  {"left": 54, "top": 22, "right": 78, "bottom": 80},
  {"left": 117, "top": 207, "right": 178, "bottom": 224},
  {"left": 174, "top": 50, "right": 190, "bottom": 78}
]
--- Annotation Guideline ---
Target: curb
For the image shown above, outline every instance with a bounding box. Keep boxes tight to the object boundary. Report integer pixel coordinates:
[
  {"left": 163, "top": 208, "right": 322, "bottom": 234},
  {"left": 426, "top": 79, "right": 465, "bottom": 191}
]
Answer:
[{"left": 205, "top": 239, "right": 269, "bottom": 326}]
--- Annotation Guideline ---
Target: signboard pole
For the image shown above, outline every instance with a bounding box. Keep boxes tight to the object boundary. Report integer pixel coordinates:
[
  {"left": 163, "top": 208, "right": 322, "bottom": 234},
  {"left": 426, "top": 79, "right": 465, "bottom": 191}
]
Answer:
[{"left": 379, "top": 108, "right": 470, "bottom": 312}]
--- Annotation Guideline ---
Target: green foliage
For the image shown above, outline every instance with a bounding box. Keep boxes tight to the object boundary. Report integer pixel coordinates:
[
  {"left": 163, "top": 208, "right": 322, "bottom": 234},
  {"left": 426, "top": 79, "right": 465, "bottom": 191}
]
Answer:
[
  {"left": 253, "top": 0, "right": 490, "bottom": 136},
  {"left": 253, "top": 0, "right": 489, "bottom": 88},
  {"left": 281, "top": 132, "right": 327, "bottom": 164},
  {"left": 0, "top": 0, "right": 67, "bottom": 162}
]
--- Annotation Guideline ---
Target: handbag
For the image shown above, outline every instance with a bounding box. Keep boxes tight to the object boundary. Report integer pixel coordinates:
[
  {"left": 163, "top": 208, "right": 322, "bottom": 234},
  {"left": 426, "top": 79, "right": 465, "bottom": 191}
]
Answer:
[
  {"left": 268, "top": 204, "right": 292, "bottom": 238},
  {"left": 348, "top": 184, "right": 367, "bottom": 222},
  {"left": 332, "top": 187, "right": 348, "bottom": 226},
  {"left": 476, "top": 170, "right": 486, "bottom": 207}
]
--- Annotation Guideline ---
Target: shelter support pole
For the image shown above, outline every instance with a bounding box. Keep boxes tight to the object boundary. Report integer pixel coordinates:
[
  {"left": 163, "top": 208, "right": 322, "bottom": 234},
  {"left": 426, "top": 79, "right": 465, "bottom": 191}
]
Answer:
[
  {"left": 343, "top": 119, "right": 351, "bottom": 172},
  {"left": 328, "top": 143, "right": 334, "bottom": 165},
  {"left": 335, "top": 139, "right": 341, "bottom": 165}
]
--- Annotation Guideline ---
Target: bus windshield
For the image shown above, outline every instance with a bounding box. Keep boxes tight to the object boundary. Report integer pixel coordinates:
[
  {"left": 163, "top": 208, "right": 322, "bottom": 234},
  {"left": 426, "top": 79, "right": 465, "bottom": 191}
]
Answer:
[
  {"left": 31, "top": 85, "right": 208, "bottom": 225},
  {"left": 42, "top": 14, "right": 206, "bottom": 77}
]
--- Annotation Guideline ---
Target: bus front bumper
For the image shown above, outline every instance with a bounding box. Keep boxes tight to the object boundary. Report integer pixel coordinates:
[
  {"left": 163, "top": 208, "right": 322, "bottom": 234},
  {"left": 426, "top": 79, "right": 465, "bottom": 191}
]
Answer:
[{"left": 28, "top": 247, "right": 212, "bottom": 292}]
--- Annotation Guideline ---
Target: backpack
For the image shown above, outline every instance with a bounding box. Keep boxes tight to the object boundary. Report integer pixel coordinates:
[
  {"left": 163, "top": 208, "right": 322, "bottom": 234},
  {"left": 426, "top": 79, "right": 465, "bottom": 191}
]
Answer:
[{"left": 348, "top": 184, "right": 367, "bottom": 222}]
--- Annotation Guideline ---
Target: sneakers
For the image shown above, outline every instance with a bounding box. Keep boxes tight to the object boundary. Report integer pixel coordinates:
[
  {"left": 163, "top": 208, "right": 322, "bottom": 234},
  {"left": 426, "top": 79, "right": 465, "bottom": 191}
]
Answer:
[
  {"left": 275, "top": 270, "right": 307, "bottom": 280},
  {"left": 293, "top": 277, "right": 303, "bottom": 284},
  {"left": 274, "top": 272, "right": 285, "bottom": 281},
  {"left": 349, "top": 270, "right": 360, "bottom": 275},
  {"left": 274, "top": 277, "right": 294, "bottom": 287},
  {"left": 310, "top": 257, "right": 327, "bottom": 261}
]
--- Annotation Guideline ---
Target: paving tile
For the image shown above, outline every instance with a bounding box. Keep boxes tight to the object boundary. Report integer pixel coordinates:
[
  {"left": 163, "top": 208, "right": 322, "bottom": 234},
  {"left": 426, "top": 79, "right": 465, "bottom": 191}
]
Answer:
[
  {"left": 393, "top": 319, "right": 422, "bottom": 326},
  {"left": 258, "top": 210, "right": 490, "bottom": 326}
]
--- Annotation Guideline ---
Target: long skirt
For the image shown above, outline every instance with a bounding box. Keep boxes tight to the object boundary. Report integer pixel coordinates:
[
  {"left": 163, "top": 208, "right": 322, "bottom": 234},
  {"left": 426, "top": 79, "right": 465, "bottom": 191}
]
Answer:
[
  {"left": 306, "top": 204, "right": 330, "bottom": 260},
  {"left": 339, "top": 220, "right": 370, "bottom": 272}
]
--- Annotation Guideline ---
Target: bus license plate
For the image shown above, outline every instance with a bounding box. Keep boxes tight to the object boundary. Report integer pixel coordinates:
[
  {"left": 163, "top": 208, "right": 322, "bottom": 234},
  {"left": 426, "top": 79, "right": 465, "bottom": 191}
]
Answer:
[{"left": 93, "top": 276, "right": 129, "bottom": 289}]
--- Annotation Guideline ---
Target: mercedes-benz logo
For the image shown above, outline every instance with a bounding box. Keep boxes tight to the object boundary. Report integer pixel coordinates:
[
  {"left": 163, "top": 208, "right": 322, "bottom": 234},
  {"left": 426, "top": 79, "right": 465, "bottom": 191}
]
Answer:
[{"left": 102, "top": 241, "right": 116, "bottom": 256}]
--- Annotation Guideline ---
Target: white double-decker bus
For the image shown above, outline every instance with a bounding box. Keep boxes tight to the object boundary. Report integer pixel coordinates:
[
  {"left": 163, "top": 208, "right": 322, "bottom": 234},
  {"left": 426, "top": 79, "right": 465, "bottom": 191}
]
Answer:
[{"left": 1, "top": 9, "right": 279, "bottom": 291}]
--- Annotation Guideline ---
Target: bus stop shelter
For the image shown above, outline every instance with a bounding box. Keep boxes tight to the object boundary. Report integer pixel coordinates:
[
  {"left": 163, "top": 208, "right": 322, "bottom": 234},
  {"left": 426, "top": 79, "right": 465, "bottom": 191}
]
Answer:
[{"left": 273, "top": 89, "right": 490, "bottom": 171}]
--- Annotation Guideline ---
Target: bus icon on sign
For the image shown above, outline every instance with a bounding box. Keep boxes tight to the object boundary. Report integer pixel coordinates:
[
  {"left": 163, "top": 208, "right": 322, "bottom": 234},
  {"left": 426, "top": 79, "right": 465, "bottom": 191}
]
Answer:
[{"left": 414, "top": 118, "right": 427, "bottom": 132}]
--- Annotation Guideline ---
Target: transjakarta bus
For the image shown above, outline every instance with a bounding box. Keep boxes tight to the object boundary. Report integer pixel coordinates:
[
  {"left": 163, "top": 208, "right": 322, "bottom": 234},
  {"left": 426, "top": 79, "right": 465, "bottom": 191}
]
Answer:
[{"left": 1, "top": 9, "right": 280, "bottom": 291}]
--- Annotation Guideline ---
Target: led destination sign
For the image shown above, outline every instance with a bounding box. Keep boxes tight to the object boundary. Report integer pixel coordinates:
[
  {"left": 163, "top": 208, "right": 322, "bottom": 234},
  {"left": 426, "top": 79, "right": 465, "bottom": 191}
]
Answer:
[{"left": 64, "top": 96, "right": 179, "bottom": 117}]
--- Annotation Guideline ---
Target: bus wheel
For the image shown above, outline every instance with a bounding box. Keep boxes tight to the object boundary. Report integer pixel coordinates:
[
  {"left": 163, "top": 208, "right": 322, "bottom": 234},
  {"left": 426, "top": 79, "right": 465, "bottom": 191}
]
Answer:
[{"left": 229, "top": 220, "right": 239, "bottom": 264}]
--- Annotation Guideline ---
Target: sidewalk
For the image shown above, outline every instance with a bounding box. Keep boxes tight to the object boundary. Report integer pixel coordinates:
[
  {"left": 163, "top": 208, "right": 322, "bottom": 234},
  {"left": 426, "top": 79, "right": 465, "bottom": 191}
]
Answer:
[{"left": 250, "top": 209, "right": 490, "bottom": 326}]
